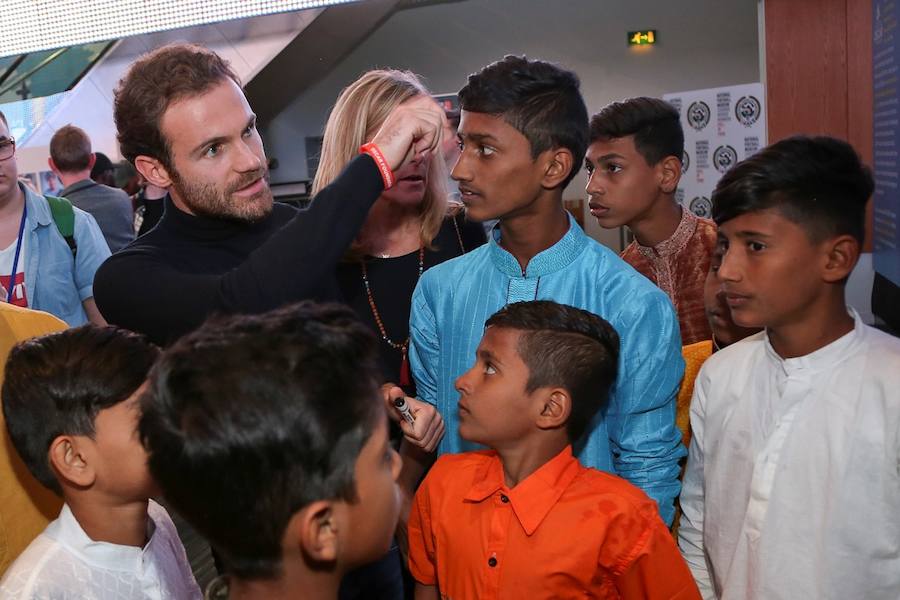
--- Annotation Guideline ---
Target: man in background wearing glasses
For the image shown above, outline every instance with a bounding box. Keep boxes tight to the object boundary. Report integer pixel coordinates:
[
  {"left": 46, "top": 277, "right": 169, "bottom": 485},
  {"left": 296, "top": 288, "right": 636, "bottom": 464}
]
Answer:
[{"left": 0, "top": 111, "right": 109, "bottom": 326}]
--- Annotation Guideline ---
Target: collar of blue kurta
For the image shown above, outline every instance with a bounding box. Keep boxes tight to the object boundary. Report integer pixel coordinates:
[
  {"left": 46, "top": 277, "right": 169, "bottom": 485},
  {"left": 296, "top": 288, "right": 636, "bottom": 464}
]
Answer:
[
  {"left": 463, "top": 445, "right": 583, "bottom": 536},
  {"left": 488, "top": 213, "right": 588, "bottom": 278}
]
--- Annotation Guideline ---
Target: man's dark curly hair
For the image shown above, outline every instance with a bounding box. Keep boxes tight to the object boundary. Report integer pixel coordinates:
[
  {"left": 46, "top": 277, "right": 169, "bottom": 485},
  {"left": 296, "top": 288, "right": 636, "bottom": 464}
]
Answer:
[{"left": 114, "top": 43, "right": 240, "bottom": 170}]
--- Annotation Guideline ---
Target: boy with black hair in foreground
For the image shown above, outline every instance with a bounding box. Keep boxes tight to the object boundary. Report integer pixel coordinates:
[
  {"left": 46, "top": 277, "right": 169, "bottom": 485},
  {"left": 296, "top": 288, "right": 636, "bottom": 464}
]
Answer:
[
  {"left": 409, "top": 301, "right": 699, "bottom": 599},
  {"left": 678, "top": 136, "right": 900, "bottom": 599},
  {"left": 0, "top": 326, "right": 200, "bottom": 599},
  {"left": 139, "top": 302, "right": 402, "bottom": 600},
  {"left": 586, "top": 97, "right": 717, "bottom": 345}
]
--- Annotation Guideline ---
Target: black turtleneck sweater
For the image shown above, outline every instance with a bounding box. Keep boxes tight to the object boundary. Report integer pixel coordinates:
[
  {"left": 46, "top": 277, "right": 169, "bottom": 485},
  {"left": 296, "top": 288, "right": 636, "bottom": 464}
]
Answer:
[{"left": 94, "top": 155, "right": 383, "bottom": 346}]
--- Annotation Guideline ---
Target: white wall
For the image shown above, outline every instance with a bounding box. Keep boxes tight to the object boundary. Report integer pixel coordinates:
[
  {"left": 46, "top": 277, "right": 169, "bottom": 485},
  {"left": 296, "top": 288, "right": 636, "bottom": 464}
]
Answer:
[{"left": 263, "top": 0, "right": 760, "bottom": 249}]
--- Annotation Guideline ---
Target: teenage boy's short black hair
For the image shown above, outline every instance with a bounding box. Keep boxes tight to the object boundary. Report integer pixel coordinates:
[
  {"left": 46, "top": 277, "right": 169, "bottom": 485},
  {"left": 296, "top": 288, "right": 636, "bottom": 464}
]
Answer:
[
  {"left": 712, "top": 135, "right": 874, "bottom": 245},
  {"left": 458, "top": 55, "right": 588, "bottom": 187},
  {"left": 589, "top": 97, "right": 684, "bottom": 166},
  {"left": 2, "top": 326, "right": 159, "bottom": 495},
  {"left": 485, "top": 301, "right": 619, "bottom": 442},
  {"left": 140, "top": 302, "right": 381, "bottom": 580}
]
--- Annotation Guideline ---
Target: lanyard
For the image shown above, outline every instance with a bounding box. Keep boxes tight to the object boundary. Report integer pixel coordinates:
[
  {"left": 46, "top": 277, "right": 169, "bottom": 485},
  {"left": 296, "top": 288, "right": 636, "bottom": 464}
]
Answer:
[{"left": 7, "top": 201, "right": 26, "bottom": 304}]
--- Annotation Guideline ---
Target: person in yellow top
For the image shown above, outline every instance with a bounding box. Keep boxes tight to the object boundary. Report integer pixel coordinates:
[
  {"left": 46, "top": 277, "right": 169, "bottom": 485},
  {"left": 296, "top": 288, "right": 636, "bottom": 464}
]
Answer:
[
  {"left": 672, "top": 261, "right": 762, "bottom": 536},
  {"left": 677, "top": 261, "right": 761, "bottom": 448},
  {"left": 0, "top": 303, "right": 66, "bottom": 575}
]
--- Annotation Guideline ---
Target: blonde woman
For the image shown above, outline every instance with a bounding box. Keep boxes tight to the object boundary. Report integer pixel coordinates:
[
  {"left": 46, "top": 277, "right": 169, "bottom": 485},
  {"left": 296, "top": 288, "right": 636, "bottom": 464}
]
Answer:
[
  {"left": 317, "top": 70, "right": 484, "bottom": 600},
  {"left": 317, "top": 70, "right": 485, "bottom": 397}
]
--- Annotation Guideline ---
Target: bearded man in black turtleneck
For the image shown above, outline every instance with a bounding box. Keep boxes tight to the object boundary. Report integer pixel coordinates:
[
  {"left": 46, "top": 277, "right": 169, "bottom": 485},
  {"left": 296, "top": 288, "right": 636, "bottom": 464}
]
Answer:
[
  {"left": 94, "top": 43, "right": 443, "bottom": 348},
  {"left": 94, "top": 42, "right": 446, "bottom": 600}
]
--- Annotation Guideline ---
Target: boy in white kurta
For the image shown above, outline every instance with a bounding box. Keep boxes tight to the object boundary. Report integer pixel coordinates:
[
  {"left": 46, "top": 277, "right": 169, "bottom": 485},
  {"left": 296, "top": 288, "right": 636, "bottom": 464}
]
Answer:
[
  {"left": 0, "top": 327, "right": 200, "bottom": 600},
  {"left": 678, "top": 135, "right": 900, "bottom": 600}
]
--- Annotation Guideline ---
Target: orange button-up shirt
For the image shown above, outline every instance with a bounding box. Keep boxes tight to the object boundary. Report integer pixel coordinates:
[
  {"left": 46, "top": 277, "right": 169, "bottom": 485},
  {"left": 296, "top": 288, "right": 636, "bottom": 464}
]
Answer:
[{"left": 408, "top": 446, "right": 700, "bottom": 600}]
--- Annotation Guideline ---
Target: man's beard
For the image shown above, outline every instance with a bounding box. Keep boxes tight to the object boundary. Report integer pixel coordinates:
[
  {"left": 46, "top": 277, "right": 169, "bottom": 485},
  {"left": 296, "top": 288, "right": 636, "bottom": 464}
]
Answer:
[{"left": 171, "top": 167, "right": 273, "bottom": 224}]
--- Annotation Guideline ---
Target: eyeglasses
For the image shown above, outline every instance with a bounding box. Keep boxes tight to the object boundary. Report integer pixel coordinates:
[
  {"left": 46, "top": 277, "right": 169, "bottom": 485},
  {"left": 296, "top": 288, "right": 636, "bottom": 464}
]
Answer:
[{"left": 0, "top": 138, "right": 15, "bottom": 161}]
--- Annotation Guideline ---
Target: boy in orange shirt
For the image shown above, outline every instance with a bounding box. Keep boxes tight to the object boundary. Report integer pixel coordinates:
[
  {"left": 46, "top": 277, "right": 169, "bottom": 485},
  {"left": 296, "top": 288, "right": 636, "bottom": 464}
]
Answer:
[{"left": 408, "top": 301, "right": 699, "bottom": 599}]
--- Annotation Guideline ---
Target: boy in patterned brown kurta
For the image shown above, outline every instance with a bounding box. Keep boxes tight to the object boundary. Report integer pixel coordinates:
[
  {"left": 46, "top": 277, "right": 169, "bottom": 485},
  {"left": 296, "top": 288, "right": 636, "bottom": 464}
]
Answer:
[{"left": 585, "top": 97, "right": 716, "bottom": 344}]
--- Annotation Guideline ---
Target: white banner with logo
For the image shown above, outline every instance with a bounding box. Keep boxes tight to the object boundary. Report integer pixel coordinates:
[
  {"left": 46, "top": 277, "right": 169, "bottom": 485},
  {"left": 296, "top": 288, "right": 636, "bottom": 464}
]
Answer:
[{"left": 663, "top": 82, "right": 766, "bottom": 219}]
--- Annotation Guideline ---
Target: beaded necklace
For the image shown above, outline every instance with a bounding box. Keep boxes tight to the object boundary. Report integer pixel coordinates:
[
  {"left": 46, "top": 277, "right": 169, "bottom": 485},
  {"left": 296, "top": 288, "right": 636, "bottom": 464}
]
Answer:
[
  {"left": 361, "top": 246, "right": 425, "bottom": 386},
  {"left": 360, "top": 215, "right": 467, "bottom": 387}
]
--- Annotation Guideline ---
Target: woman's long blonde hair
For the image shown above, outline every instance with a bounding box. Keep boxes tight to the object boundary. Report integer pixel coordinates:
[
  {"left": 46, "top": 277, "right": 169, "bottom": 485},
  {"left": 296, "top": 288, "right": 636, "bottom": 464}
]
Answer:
[{"left": 312, "top": 69, "right": 448, "bottom": 254}]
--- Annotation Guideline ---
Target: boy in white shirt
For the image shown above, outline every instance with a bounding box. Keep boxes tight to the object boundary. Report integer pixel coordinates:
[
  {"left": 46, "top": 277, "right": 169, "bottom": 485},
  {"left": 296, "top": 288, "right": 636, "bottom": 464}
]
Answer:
[
  {"left": 0, "top": 326, "right": 201, "bottom": 599},
  {"left": 678, "top": 135, "right": 900, "bottom": 600}
]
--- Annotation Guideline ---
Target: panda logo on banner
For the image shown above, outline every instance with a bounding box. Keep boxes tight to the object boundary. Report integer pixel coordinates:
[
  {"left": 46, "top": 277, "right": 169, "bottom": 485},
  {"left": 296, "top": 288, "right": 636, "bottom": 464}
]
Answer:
[
  {"left": 681, "top": 150, "right": 690, "bottom": 173},
  {"left": 687, "top": 101, "right": 711, "bottom": 131},
  {"left": 735, "top": 95, "right": 761, "bottom": 127},
  {"left": 713, "top": 145, "right": 738, "bottom": 174},
  {"left": 690, "top": 196, "right": 712, "bottom": 218}
]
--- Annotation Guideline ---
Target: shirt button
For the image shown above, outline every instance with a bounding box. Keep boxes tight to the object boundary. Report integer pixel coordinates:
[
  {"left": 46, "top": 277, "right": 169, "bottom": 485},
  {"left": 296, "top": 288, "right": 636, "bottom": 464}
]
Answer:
[
  {"left": 500, "top": 494, "right": 509, "bottom": 503},
  {"left": 488, "top": 556, "right": 498, "bottom": 567}
]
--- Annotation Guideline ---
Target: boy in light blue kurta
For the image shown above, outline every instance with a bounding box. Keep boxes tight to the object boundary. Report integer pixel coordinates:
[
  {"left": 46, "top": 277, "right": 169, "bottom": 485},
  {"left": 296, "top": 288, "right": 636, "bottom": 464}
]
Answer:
[{"left": 409, "top": 56, "right": 686, "bottom": 525}]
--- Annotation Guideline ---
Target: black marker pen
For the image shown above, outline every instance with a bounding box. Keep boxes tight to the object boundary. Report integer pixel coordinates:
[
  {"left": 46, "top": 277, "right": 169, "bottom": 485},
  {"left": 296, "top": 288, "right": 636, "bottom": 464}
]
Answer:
[{"left": 393, "top": 397, "right": 415, "bottom": 424}]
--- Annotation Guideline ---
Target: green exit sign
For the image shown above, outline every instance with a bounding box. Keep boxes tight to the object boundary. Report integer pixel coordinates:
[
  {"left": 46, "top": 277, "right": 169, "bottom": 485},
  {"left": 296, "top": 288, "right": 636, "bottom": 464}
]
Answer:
[{"left": 628, "top": 30, "right": 657, "bottom": 46}]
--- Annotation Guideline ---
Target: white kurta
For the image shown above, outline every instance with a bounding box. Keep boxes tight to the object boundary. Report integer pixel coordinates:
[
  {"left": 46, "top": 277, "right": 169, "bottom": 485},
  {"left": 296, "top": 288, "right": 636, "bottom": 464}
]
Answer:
[
  {"left": 0, "top": 500, "right": 202, "bottom": 600},
  {"left": 678, "top": 311, "right": 900, "bottom": 600}
]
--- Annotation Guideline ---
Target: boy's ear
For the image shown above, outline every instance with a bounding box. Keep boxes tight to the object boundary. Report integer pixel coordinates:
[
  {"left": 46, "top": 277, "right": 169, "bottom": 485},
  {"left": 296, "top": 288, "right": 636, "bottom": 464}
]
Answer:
[
  {"left": 134, "top": 154, "right": 174, "bottom": 189},
  {"left": 540, "top": 148, "right": 575, "bottom": 190},
  {"left": 535, "top": 388, "right": 571, "bottom": 431},
  {"left": 48, "top": 435, "right": 95, "bottom": 488},
  {"left": 292, "top": 500, "right": 340, "bottom": 565},
  {"left": 657, "top": 155, "right": 682, "bottom": 194},
  {"left": 821, "top": 234, "right": 860, "bottom": 283}
]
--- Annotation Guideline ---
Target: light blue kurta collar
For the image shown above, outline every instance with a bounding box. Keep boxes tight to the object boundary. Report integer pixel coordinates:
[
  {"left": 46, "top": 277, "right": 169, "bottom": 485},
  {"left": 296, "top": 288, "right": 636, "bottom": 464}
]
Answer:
[{"left": 488, "top": 213, "right": 588, "bottom": 278}]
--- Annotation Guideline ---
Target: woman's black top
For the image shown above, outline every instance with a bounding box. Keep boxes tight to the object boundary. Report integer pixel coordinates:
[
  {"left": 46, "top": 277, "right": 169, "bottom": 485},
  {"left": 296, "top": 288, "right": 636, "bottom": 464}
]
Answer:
[{"left": 337, "top": 212, "right": 486, "bottom": 396}]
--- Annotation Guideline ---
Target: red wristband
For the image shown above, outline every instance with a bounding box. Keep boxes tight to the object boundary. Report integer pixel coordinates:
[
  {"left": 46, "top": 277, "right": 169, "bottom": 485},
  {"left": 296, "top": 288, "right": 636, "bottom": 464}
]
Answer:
[{"left": 359, "top": 142, "right": 395, "bottom": 189}]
